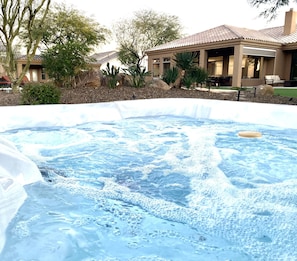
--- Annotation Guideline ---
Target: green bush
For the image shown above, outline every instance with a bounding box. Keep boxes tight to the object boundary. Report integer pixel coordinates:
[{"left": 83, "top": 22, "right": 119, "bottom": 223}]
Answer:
[
  {"left": 189, "top": 66, "right": 208, "bottom": 85},
  {"left": 123, "top": 64, "right": 151, "bottom": 88},
  {"left": 21, "top": 83, "right": 61, "bottom": 105},
  {"left": 163, "top": 66, "right": 179, "bottom": 86},
  {"left": 174, "top": 52, "right": 196, "bottom": 71},
  {"left": 182, "top": 73, "right": 195, "bottom": 89}
]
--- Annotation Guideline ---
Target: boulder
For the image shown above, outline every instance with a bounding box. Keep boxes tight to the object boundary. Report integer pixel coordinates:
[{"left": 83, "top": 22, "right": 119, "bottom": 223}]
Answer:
[
  {"left": 85, "top": 77, "right": 101, "bottom": 88},
  {"left": 77, "top": 70, "right": 101, "bottom": 88},
  {"left": 148, "top": 78, "right": 171, "bottom": 91},
  {"left": 117, "top": 73, "right": 132, "bottom": 87},
  {"left": 256, "top": 84, "right": 274, "bottom": 96}
]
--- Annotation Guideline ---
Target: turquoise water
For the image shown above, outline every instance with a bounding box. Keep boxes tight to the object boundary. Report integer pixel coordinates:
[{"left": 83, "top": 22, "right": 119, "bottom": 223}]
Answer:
[{"left": 1, "top": 116, "right": 297, "bottom": 261}]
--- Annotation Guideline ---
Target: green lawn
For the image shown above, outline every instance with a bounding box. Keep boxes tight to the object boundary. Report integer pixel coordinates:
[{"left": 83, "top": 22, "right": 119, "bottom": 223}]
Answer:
[
  {"left": 273, "top": 88, "right": 297, "bottom": 98},
  {"left": 211, "top": 86, "right": 297, "bottom": 98}
]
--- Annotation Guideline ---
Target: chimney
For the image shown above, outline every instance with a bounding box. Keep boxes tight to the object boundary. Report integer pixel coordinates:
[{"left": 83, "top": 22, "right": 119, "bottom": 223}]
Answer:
[{"left": 284, "top": 8, "right": 297, "bottom": 35}]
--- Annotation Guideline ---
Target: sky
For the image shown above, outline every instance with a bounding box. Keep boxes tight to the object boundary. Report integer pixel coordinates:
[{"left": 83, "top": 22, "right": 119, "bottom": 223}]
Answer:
[{"left": 56, "top": 0, "right": 295, "bottom": 51}]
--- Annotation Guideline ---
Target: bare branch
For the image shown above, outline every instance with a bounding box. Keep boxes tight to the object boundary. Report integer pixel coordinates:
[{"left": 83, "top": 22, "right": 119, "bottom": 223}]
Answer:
[{"left": 0, "top": 0, "right": 51, "bottom": 91}]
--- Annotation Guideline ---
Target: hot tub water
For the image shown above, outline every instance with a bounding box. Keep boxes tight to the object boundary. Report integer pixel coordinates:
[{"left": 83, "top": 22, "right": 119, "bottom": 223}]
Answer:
[{"left": 0, "top": 115, "right": 296, "bottom": 261}]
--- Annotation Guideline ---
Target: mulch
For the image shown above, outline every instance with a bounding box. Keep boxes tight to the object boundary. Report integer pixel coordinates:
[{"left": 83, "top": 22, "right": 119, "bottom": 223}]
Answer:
[{"left": 1, "top": 85, "right": 297, "bottom": 106}]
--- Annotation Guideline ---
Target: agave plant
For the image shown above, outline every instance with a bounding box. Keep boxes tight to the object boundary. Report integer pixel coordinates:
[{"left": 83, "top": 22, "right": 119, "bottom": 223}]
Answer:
[
  {"left": 123, "top": 64, "right": 151, "bottom": 88},
  {"left": 102, "top": 62, "right": 120, "bottom": 88}
]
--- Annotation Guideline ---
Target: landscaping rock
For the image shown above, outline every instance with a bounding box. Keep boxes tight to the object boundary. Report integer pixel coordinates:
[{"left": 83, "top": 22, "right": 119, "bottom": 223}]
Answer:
[
  {"left": 148, "top": 78, "right": 171, "bottom": 90},
  {"left": 256, "top": 84, "right": 274, "bottom": 96}
]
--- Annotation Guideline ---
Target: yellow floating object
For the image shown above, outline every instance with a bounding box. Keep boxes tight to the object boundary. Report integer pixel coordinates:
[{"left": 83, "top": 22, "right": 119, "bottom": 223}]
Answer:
[{"left": 238, "top": 131, "right": 262, "bottom": 138}]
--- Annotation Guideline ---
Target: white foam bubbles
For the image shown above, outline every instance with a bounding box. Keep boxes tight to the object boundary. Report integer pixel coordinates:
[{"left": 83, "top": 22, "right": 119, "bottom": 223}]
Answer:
[
  {"left": 0, "top": 137, "right": 43, "bottom": 253},
  {"left": 1, "top": 102, "right": 297, "bottom": 260}
]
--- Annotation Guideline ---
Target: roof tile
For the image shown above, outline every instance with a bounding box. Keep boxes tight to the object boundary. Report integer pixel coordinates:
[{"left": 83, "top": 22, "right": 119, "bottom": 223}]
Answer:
[
  {"left": 260, "top": 26, "right": 297, "bottom": 44},
  {"left": 147, "top": 24, "right": 283, "bottom": 52}
]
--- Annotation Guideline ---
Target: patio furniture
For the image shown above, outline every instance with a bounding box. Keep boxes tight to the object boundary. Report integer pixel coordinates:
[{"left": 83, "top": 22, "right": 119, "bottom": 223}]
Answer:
[
  {"left": 284, "top": 80, "right": 297, "bottom": 87},
  {"left": 264, "top": 75, "right": 285, "bottom": 86}
]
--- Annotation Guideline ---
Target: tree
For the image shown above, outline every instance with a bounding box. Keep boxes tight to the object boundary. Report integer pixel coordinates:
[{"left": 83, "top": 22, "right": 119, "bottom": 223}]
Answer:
[
  {"left": 114, "top": 9, "right": 183, "bottom": 67},
  {"left": 41, "top": 4, "right": 110, "bottom": 87},
  {"left": 174, "top": 52, "right": 208, "bottom": 88},
  {"left": 42, "top": 41, "right": 89, "bottom": 87},
  {"left": 0, "top": 0, "right": 51, "bottom": 92},
  {"left": 174, "top": 52, "right": 197, "bottom": 72},
  {"left": 248, "top": 0, "right": 296, "bottom": 20}
]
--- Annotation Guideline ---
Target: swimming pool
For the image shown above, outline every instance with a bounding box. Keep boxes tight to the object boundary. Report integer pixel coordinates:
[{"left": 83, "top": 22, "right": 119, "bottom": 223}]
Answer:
[{"left": 0, "top": 98, "right": 297, "bottom": 260}]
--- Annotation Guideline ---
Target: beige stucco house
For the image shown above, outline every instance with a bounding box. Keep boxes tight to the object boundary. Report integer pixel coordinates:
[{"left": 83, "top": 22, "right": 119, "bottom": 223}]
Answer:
[
  {"left": 16, "top": 55, "right": 49, "bottom": 83},
  {"left": 146, "top": 8, "right": 297, "bottom": 87},
  {"left": 90, "top": 50, "right": 120, "bottom": 70},
  {"left": 1, "top": 51, "right": 116, "bottom": 86}
]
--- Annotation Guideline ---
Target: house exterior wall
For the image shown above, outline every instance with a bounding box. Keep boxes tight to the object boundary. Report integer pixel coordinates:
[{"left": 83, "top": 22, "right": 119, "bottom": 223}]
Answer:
[
  {"left": 283, "top": 52, "right": 293, "bottom": 80},
  {"left": 263, "top": 57, "right": 274, "bottom": 76},
  {"left": 146, "top": 8, "right": 297, "bottom": 88},
  {"left": 274, "top": 49, "right": 286, "bottom": 77},
  {"left": 16, "top": 59, "right": 49, "bottom": 83},
  {"left": 147, "top": 40, "right": 284, "bottom": 87},
  {"left": 148, "top": 51, "right": 176, "bottom": 77}
]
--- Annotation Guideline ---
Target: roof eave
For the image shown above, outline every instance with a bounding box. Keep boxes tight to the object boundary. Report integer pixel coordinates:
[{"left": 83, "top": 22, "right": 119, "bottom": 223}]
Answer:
[
  {"left": 146, "top": 38, "right": 282, "bottom": 55},
  {"left": 282, "top": 42, "right": 297, "bottom": 50}
]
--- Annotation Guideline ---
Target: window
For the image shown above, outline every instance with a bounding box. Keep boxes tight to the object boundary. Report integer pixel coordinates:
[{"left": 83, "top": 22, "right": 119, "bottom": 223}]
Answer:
[
  {"left": 242, "top": 55, "right": 260, "bottom": 78},
  {"left": 41, "top": 68, "right": 46, "bottom": 80},
  {"left": 32, "top": 69, "right": 38, "bottom": 82},
  {"left": 228, "top": 55, "right": 234, "bottom": 75},
  {"left": 153, "top": 58, "right": 160, "bottom": 77},
  {"left": 207, "top": 56, "right": 223, "bottom": 76},
  {"left": 163, "top": 57, "right": 170, "bottom": 74},
  {"left": 193, "top": 52, "right": 199, "bottom": 67}
]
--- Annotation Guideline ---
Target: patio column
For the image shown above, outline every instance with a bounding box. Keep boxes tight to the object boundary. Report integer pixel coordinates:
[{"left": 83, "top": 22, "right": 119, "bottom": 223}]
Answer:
[
  {"left": 223, "top": 56, "right": 229, "bottom": 75},
  {"left": 233, "top": 44, "right": 243, "bottom": 87},
  {"left": 199, "top": 49, "right": 207, "bottom": 70},
  {"left": 273, "top": 49, "right": 285, "bottom": 76},
  {"left": 259, "top": 57, "right": 265, "bottom": 80}
]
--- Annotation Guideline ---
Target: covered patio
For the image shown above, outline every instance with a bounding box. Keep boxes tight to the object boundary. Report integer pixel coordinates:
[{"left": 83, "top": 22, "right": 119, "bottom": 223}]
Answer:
[{"left": 146, "top": 9, "right": 297, "bottom": 88}]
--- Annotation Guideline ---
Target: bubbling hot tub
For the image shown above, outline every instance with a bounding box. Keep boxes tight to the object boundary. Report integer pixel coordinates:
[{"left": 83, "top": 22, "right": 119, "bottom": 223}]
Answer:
[{"left": 1, "top": 98, "right": 297, "bottom": 261}]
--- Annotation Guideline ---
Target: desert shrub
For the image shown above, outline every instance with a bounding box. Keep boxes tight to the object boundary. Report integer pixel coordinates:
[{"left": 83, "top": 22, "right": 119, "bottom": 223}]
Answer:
[
  {"left": 123, "top": 64, "right": 151, "bottom": 88},
  {"left": 101, "top": 63, "right": 120, "bottom": 88},
  {"left": 174, "top": 52, "right": 196, "bottom": 71},
  {"left": 189, "top": 66, "right": 208, "bottom": 85},
  {"left": 21, "top": 83, "right": 61, "bottom": 105},
  {"left": 162, "top": 66, "right": 179, "bottom": 86},
  {"left": 182, "top": 73, "right": 195, "bottom": 89}
]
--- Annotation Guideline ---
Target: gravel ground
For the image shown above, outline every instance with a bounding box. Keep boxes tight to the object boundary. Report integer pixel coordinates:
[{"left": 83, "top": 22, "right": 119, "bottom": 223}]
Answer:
[{"left": 1, "top": 85, "right": 297, "bottom": 106}]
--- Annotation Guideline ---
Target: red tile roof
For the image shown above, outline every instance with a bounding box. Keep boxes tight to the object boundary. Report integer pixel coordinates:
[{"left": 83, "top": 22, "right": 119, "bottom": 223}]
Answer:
[
  {"left": 17, "top": 54, "right": 43, "bottom": 61},
  {"left": 260, "top": 26, "right": 297, "bottom": 44},
  {"left": 147, "top": 24, "right": 285, "bottom": 52},
  {"left": 91, "top": 51, "right": 119, "bottom": 64},
  {"left": 0, "top": 75, "right": 29, "bottom": 84}
]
